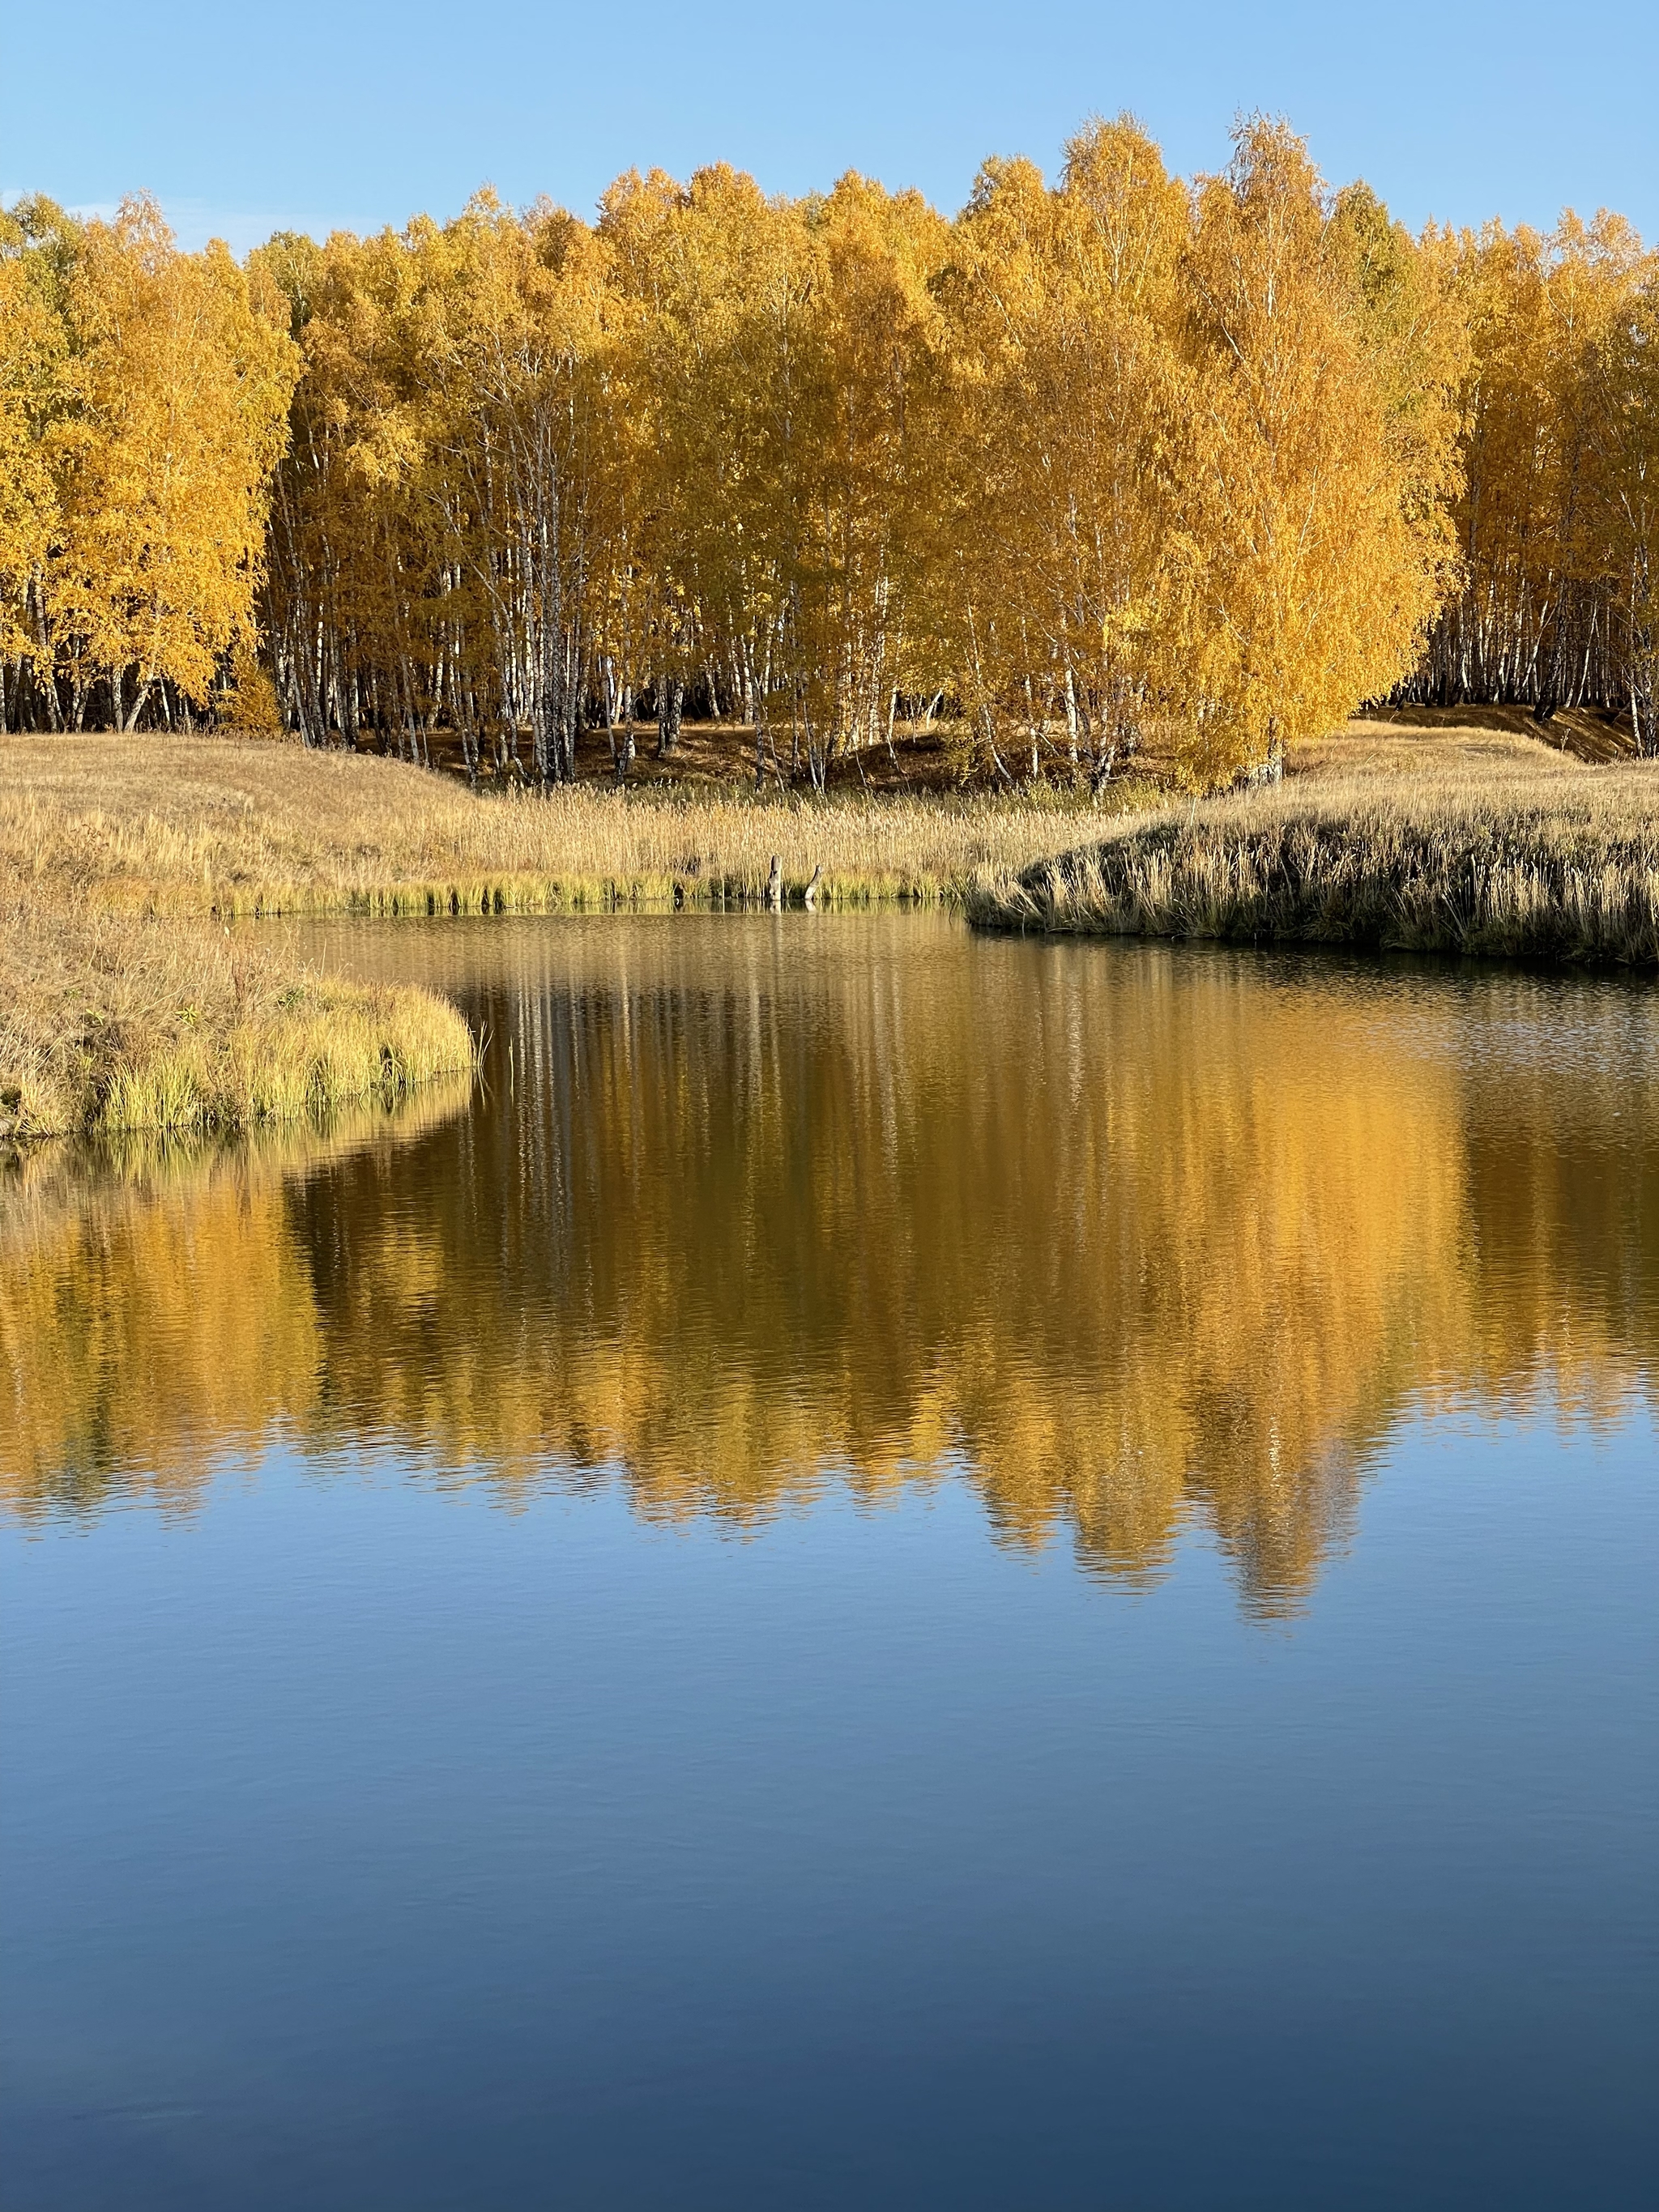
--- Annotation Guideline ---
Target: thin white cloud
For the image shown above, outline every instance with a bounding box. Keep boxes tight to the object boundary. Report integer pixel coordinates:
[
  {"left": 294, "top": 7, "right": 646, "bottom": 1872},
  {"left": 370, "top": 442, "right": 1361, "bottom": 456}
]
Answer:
[{"left": 5, "top": 190, "right": 373, "bottom": 256}]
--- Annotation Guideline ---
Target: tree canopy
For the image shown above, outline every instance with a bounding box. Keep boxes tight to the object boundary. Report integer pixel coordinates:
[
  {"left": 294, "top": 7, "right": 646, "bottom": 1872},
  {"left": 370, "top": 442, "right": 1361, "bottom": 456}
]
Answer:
[{"left": 2, "top": 117, "right": 1655, "bottom": 771}]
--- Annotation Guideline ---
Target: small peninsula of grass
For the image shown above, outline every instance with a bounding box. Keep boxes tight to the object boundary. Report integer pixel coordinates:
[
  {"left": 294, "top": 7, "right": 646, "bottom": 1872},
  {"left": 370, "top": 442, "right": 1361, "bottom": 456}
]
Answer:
[
  {"left": 0, "top": 900, "right": 476, "bottom": 1140},
  {"left": 969, "top": 752, "right": 1659, "bottom": 964}
]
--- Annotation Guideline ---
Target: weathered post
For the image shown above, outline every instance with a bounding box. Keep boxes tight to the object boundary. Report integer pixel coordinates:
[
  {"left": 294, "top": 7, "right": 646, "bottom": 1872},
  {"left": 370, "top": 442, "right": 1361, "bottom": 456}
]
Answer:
[
  {"left": 766, "top": 855, "right": 783, "bottom": 910},
  {"left": 803, "top": 863, "right": 822, "bottom": 911}
]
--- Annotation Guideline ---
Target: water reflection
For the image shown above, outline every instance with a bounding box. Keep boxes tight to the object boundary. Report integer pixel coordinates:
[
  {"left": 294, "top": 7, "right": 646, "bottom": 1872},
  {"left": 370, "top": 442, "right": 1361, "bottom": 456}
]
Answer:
[
  {"left": 0, "top": 1087, "right": 473, "bottom": 1516},
  {"left": 4, "top": 919, "right": 1656, "bottom": 1611}
]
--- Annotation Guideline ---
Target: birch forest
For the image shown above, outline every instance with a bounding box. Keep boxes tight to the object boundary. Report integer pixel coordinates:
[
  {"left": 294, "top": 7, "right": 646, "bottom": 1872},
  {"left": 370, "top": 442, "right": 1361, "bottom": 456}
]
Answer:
[{"left": 2, "top": 117, "right": 1657, "bottom": 775}]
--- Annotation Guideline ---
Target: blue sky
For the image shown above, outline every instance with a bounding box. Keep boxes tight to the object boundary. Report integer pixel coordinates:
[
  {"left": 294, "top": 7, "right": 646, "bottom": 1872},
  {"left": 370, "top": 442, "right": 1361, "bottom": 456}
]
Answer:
[{"left": 6, "top": 0, "right": 1656, "bottom": 254}]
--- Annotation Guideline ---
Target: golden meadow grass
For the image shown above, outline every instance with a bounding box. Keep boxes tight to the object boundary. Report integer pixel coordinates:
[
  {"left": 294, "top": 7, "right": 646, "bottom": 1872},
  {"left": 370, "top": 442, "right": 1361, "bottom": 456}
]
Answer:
[
  {"left": 2, "top": 717, "right": 1655, "bottom": 1143},
  {"left": 970, "top": 752, "right": 1659, "bottom": 962},
  {"left": 0, "top": 898, "right": 476, "bottom": 1138},
  {"left": 0, "top": 731, "right": 1137, "bottom": 917},
  {"left": 0, "top": 717, "right": 1615, "bottom": 925}
]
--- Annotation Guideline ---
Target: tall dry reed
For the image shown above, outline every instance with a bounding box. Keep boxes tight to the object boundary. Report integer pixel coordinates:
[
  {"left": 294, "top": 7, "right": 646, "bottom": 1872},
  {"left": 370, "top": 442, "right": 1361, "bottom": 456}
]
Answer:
[{"left": 970, "top": 765, "right": 1659, "bottom": 963}]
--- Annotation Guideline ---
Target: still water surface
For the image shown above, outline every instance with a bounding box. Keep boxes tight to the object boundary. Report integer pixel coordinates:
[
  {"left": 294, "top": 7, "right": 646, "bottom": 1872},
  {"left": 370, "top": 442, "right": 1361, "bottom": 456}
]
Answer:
[{"left": 2, "top": 916, "right": 1657, "bottom": 2208}]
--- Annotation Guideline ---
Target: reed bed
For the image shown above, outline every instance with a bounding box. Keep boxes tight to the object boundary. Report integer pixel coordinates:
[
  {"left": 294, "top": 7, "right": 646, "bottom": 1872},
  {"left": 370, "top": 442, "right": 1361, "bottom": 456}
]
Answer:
[
  {"left": 0, "top": 732, "right": 1128, "bottom": 918},
  {"left": 970, "top": 762, "right": 1659, "bottom": 964},
  {"left": 0, "top": 898, "right": 476, "bottom": 1139}
]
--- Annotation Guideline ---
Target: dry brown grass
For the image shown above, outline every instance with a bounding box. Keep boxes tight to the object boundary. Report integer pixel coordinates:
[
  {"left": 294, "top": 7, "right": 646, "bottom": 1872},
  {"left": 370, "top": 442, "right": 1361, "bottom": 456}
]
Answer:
[
  {"left": 0, "top": 897, "right": 476, "bottom": 1138},
  {"left": 0, "top": 730, "right": 1139, "bottom": 1136},
  {"left": 1335, "top": 702, "right": 1640, "bottom": 767},
  {"left": 6, "top": 722, "right": 1655, "bottom": 1136},
  {"left": 0, "top": 731, "right": 1140, "bottom": 918},
  {"left": 1288, "top": 712, "right": 1597, "bottom": 780},
  {"left": 971, "top": 741, "right": 1659, "bottom": 963}
]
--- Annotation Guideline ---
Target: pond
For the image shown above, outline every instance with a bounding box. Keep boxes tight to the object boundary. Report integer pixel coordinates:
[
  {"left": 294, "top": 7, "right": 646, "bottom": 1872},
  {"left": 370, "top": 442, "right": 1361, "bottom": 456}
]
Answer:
[{"left": 2, "top": 915, "right": 1656, "bottom": 2210}]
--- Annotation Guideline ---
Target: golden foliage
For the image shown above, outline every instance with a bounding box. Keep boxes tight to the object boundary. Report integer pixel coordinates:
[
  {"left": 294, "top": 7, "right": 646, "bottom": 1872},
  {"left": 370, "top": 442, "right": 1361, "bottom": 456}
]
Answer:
[
  {"left": 1178, "top": 125, "right": 1465, "bottom": 775},
  {"left": 251, "top": 119, "right": 1458, "bottom": 788},
  {"left": 0, "top": 238, "right": 61, "bottom": 657},
  {"left": 3, "top": 121, "right": 1654, "bottom": 773},
  {"left": 1423, "top": 214, "right": 1659, "bottom": 739},
  {"left": 0, "top": 113, "right": 1483, "bottom": 782},
  {"left": 0, "top": 194, "right": 299, "bottom": 729}
]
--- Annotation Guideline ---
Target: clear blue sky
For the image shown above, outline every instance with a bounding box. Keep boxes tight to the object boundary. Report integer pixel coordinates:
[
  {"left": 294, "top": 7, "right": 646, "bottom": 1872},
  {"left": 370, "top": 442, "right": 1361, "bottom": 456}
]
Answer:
[{"left": 6, "top": 0, "right": 1656, "bottom": 254}]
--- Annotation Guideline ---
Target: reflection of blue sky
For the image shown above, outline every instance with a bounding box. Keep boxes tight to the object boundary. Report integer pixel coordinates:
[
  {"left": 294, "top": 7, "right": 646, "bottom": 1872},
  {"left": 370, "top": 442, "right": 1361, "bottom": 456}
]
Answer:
[
  {"left": 6, "top": 1404, "right": 1657, "bottom": 2205},
  {"left": 6, "top": 0, "right": 1657, "bottom": 258}
]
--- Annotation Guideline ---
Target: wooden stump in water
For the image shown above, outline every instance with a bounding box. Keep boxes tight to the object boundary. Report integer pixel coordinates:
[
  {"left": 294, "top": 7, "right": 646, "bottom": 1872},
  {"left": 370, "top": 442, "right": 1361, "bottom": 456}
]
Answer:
[
  {"left": 766, "top": 856, "right": 783, "bottom": 910},
  {"left": 804, "top": 864, "right": 822, "bottom": 911}
]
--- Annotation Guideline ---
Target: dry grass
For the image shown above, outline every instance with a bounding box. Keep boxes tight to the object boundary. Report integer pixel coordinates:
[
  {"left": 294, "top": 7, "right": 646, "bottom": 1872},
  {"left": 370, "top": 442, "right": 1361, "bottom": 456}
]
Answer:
[
  {"left": 1287, "top": 711, "right": 1598, "bottom": 780},
  {"left": 1335, "top": 702, "right": 1640, "bottom": 768},
  {"left": 0, "top": 898, "right": 476, "bottom": 1138},
  {"left": 0, "top": 731, "right": 1141, "bottom": 918},
  {"left": 970, "top": 744, "right": 1659, "bottom": 964},
  {"left": 0, "top": 730, "right": 1132, "bottom": 1136},
  {"left": 6, "top": 725, "right": 1656, "bottom": 1137}
]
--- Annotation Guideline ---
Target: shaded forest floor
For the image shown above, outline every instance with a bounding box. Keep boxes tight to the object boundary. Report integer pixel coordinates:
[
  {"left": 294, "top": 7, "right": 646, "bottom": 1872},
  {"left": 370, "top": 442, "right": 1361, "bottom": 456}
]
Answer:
[{"left": 318, "top": 699, "right": 1640, "bottom": 793}]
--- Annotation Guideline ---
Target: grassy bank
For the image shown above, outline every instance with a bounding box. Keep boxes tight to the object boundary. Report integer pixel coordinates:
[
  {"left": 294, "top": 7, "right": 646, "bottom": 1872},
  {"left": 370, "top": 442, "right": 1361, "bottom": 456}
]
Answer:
[
  {"left": 0, "top": 900, "right": 476, "bottom": 1139},
  {"left": 4, "top": 724, "right": 1655, "bottom": 1144},
  {"left": 0, "top": 731, "right": 1132, "bottom": 918},
  {"left": 969, "top": 756, "right": 1659, "bottom": 963},
  {"left": 0, "top": 729, "right": 1132, "bottom": 1137}
]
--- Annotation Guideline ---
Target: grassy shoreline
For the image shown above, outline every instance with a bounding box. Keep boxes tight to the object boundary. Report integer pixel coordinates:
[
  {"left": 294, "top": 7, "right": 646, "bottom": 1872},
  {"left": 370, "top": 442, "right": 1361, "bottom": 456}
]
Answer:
[
  {"left": 0, "top": 901, "right": 476, "bottom": 1140},
  {"left": 969, "top": 763, "right": 1659, "bottom": 963},
  {"left": 0, "top": 731, "right": 1133, "bottom": 919},
  {"left": 4, "top": 720, "right": 1656, "bottom": 1142}
]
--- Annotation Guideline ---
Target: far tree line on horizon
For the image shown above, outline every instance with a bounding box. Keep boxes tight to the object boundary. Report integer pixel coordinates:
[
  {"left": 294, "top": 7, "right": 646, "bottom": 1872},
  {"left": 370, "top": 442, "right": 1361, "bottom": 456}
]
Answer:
[{"left": 0, "top": 116, "right": 1656, "bottom": 782}]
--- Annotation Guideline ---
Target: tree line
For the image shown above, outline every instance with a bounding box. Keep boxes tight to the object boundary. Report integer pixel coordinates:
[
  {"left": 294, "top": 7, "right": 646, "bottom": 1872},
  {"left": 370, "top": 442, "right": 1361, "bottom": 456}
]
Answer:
[{"left": 2, "top": 116, "right": 1655, "bottom": 775}]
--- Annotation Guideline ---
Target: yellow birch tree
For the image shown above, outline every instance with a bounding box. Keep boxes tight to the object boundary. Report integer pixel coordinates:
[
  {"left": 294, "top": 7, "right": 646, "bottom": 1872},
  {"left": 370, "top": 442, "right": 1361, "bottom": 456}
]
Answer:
[{"left": 54, "top": 198, "right": 298, "bottom": 727}]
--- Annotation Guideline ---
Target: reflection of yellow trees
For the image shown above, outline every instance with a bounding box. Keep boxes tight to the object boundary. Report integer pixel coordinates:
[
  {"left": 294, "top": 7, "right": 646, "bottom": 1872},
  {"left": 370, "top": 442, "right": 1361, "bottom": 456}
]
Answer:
[
  {"left": 3, "top": 923, "right": 1655, "bottom": 1612},
  {"left": 0, "top": 1086, "right": 470, "bottom": 1519},
  {"left": 1451, "top": 1013, "right": 1659, "bottom": 1427}
]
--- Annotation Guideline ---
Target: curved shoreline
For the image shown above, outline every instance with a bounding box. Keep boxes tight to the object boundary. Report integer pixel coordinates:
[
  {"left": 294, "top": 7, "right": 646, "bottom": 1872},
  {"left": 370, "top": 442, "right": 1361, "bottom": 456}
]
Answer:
[
  {"left": 5, "top": 728, "right": 1657, "bottom": 1147},
  {"left": 1, "top": 903, "right": 476, "bottom": 1142},
  {"left": 967, "top": 774, "right": 1659, "bottom": 965}
]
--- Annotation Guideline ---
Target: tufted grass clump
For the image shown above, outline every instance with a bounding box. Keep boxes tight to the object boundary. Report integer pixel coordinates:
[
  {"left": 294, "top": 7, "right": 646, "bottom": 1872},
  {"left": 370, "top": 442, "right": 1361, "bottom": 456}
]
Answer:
[
  {"left": 1, "top": 900, "right": 476, "bottom": 1140},
  {"left": 968, "top": 765, "right": 1659, "bottom": 964}
]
